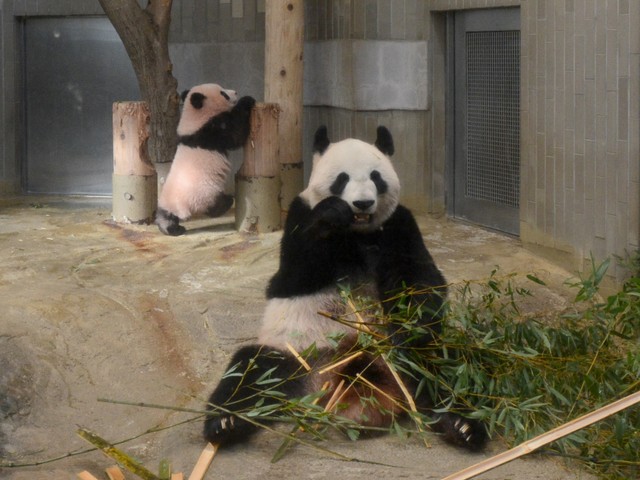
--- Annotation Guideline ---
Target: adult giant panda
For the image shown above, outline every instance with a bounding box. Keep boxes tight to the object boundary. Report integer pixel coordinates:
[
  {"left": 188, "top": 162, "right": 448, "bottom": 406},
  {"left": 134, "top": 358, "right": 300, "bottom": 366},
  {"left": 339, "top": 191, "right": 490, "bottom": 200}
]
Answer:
[
  {"left": 203, "top": 126, "right": 487, "bottom": 450},
  {"left": 156, "top": 83, "right": 255, "bottom": 236}
]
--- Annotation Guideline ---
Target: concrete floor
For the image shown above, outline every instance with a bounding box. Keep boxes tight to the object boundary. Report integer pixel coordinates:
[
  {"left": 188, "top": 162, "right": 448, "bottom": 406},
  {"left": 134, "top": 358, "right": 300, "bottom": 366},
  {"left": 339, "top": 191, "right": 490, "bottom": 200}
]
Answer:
[{"left": 0, "top": 196, "right": 595, "bottom": 480}]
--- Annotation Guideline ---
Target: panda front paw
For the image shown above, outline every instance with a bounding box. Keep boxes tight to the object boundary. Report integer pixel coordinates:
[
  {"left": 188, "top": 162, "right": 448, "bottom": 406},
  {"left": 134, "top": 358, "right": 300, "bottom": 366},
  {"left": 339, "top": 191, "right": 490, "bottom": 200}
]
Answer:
[
  {"left": 433, "top": 412, "right": 488, "bottom": 451},
  {"left": 236, "top": 96, "right": 256, "bottom": 112},
  {"left": 309, "top": 196, "right": 353, "bottom": 234}
]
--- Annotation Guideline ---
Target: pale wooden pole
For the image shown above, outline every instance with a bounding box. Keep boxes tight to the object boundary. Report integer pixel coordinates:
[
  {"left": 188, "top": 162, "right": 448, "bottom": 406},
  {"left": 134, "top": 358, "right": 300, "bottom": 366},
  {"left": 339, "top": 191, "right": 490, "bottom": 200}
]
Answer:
[
  {"left": 264, "top": 0, "right": 304, "bottom": 223},
  {"left": 235, "top": 103, "right": 282, "bottom": 233},
  {"left": 111, "top": 101, "right": 157, "bottom": 224},
  {"left": 442, "top": 389, "right": 640, "bottom": 480}
]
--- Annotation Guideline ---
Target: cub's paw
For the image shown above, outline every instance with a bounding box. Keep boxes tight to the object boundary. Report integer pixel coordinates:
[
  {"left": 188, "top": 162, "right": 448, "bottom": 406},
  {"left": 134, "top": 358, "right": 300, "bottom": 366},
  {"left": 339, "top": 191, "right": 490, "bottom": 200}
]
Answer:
[
  {"left": 164, "top": 224, "right": 186, "bottom": 236},
  {"left": 156, "top": 208, "right": 186, "bottom": 236},
  {"left": 434, "top": 412, "right": 488, "bottom": 451},
  {"left": 236, "top": 96, "right": 256, "bottom": 111},
  {"left": 206, "top": 193, "right": 234, "bottom": 218}
]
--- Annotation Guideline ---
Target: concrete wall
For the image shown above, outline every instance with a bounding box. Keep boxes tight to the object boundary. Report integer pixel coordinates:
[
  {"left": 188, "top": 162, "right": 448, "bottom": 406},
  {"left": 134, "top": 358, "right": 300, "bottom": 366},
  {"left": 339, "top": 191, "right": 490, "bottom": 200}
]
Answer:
[
  {"left": 519, "top": 0, "right": 640, "bottom": 282},
  {"left": 303, "top": 1, "right": 434, "bottom": 213},
  {"left": 423, "top": 0, "right": 640, "bottom": 282},
  {"left": 302, "top": 0, "right": 523, "bottom": 214}
]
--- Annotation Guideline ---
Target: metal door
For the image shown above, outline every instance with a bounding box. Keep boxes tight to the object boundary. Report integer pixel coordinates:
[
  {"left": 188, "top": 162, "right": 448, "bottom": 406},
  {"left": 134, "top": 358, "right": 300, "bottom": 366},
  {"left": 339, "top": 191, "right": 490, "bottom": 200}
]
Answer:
[
  {"left": 452, "top": 8, "right": 520, "bottom": 234},
  {"left": 24, "top": 17, "right": 140, "bottom": 195}
]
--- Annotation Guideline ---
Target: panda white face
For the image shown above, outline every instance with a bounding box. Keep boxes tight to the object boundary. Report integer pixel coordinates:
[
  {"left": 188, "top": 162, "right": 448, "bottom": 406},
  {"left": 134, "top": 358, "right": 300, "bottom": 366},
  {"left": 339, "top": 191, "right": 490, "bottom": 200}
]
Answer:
[
  {"left": 177, "top": 83, "right": 238, "bottom": 136},
  {"left": 301, "top": 127, "right": 400, "bottom": 231}
]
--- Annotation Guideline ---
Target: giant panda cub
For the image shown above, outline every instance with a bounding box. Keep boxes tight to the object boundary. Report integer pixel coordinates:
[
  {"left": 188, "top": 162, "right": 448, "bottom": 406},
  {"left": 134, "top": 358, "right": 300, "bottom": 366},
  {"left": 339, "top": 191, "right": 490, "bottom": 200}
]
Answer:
[
  {"left": 204, "top": 126, "right": 487, "bottom": 450},
  {"left": 156, "top": 83, "right": 255, "bottom": 236}
]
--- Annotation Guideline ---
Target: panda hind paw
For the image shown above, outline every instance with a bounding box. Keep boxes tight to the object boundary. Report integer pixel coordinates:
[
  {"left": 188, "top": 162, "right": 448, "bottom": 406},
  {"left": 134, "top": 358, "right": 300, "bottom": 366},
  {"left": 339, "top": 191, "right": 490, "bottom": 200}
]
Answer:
[
  {"left": 156, "top": 208, "right": 186, "bottom": 236},
  {"left": 204, "top": 413, "right": 253, "bottom": 446},
  {"left": 451, "top": 417, "right": 487, "bottom": 451},
  {"left": 166, "top": 224, "right": 186, "bottom": 236},
  {"left": 206, "top": 194, "right": 234, "bottom": 218},
  {"left": 434, "top": 412, "right": 488, "bottom": 451}
]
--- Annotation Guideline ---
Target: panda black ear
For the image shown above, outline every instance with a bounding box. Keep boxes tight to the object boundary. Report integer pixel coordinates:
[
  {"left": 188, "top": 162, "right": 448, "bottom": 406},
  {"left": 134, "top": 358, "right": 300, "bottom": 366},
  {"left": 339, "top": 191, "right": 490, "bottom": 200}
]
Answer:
[
  {"left": 190, "top": 92, "right": 206, "bottom": 110},
  {"left": 313, "top": 126, "right": 330, "bottom": 155},
  {"left": 180, "top": 89, "right": 190, "bottom": 102},
  {"left": 375, "top": 126, "right": 394, "bottom": 156}
]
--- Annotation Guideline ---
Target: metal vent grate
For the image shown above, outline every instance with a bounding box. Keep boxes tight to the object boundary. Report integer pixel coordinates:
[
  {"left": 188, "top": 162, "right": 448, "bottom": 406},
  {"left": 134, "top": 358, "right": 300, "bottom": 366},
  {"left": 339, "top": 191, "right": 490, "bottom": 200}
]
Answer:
[{"left": 465, "top": 30, "right": 520, "bottom": 208}]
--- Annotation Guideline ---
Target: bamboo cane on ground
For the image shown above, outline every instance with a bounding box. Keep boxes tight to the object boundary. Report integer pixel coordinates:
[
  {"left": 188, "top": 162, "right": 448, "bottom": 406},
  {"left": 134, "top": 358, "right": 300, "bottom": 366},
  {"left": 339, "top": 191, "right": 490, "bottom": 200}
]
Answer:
[{"left": 442, "top": 389, "right": 640, "bottom": 480}]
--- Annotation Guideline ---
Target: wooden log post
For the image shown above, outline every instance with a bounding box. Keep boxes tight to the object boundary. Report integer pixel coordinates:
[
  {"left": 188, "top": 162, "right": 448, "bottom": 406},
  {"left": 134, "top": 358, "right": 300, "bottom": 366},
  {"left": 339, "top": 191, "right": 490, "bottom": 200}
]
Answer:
[
  {"left": 265, "top": 0, "right": 304, "bottom": 223},
  {"left": 111, "top": 101, "right": 157, "bottom": 224},
  {"left": 235, "top": 103, "right": 281, "bottom": 233}
]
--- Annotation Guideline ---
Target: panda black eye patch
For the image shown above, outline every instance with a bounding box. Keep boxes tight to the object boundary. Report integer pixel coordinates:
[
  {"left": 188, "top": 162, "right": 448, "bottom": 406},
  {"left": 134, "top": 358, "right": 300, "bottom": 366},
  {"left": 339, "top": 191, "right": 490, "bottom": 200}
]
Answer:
[
  {"left": 370, "top": 170, "right": 388, "bottom": 194},
  {"left": 190, "top": 92, "right": 206, "bottom": 109},
  {"left": 221, "top": 91, "right": 230, "bottom": 101},
  {"left": 330, "top": 172, "right": 350, "bottom": 195}
]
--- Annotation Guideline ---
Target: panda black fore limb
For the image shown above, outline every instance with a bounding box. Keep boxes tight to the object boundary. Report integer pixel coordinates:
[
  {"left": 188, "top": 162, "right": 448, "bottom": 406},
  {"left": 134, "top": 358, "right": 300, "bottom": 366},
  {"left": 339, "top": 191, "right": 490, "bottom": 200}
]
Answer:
[
  {"left": 205, "top": 193, "right": 234, "bottom": 218},
  {"left": 180, "top": 96, "right": 256, "bottom": 153},
  {"left": 376, "top": 206, "right": 448, "bottom": 349},
  {"left": 305, "top": 196, "right": 354, "bottom": 237},
  {"left": 429, "top": 411, "right": 488, "bottom": 451},
  {"left": 156, "top": 207, "right": 186, "bottom": 236},
  {"left": 204, "top": 345, "right": 306, "bottom": 446}
]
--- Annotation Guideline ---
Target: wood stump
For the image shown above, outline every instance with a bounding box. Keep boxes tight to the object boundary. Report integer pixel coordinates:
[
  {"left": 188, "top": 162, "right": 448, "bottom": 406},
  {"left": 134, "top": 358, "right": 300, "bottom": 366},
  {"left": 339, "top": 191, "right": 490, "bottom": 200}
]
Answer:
[{"left": 111, "top": 101, "right": 157, "bottom": 224}]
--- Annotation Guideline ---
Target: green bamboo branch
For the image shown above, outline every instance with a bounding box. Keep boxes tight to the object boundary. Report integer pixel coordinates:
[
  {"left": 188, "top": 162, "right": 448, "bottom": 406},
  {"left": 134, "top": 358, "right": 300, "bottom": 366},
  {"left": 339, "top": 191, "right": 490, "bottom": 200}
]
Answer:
[{"left": 76, "top": 428, "right": 160, "bottom": 480}]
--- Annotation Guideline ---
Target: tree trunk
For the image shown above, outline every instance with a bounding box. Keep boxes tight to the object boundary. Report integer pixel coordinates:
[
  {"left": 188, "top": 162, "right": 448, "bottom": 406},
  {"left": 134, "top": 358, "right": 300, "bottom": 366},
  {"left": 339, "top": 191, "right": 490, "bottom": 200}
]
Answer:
[
  {"left": 265, "top": 0, "right": 304, "bottom": 222},
  {"left": 235, "top": 103, "right": 281, "bottom": 233},
  {"left": 98, "top": 0, "right": 180, "bottom": 165},
  {"left": 111, "top": 101, "right": 157, "bottom": 224}
]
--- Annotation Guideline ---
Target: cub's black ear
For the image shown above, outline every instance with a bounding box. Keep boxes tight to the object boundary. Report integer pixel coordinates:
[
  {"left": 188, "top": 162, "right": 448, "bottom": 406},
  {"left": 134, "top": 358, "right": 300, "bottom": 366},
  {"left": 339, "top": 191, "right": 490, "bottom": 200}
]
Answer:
[
  {"left": 313, "top": 126, "right": 330, "bottom": 155},
  {"left": 375, "top": 126, "right": 394, "bottom": 156},
  {"left": 190, "top": 92, "right": 206, "bottom": 109},
  {"left": 180, "top": 89, "right": 190, "bottom": 102}
]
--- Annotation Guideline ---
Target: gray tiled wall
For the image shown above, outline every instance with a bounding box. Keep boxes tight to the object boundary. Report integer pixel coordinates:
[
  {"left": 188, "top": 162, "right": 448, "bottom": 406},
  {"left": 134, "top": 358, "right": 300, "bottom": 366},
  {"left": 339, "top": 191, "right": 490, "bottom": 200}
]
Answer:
[{"left": 519, "top": 0, "right": 640, "bottom": 282}]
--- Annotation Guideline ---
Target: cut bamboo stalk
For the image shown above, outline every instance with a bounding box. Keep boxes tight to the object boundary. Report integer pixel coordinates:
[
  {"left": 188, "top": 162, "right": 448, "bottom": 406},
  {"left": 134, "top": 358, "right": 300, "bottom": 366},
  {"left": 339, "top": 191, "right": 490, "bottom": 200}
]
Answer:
[
  {"left": 285, "top": 342, "right": 311, "bottom": 371},
  {"left": 171, "top": 474, "right": 184, "bottom": 480},
  {"left": 344, "top": 298, "right": 429, "bottom": 448},
  {"left": 324, "top": 379, "right": 346, "bottom": 412},
  {"left": 77, "top": 472, "right": 100, "bottom": 480},
  {"left": 318, "top": 351, "right": 364, "bottom": 375},
  {"left": 187, "top": 442, "right": 218, "bottom": 480},
  {"left": 105, "top": 466, "right": 126, "bottom": 480},
  {"left": 442, "top": 389, "right": 640, "bottom": 480},
  {"left": 344, "top": 299, "right": 419, "bottom": 415}
]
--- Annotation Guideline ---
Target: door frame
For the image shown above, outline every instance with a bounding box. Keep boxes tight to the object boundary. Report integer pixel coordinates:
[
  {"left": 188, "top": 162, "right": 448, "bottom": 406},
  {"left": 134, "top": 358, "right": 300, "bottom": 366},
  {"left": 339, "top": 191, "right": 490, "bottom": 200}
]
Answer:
[{"left": 445, "top": 7, "right": 521, "bottom": 235}]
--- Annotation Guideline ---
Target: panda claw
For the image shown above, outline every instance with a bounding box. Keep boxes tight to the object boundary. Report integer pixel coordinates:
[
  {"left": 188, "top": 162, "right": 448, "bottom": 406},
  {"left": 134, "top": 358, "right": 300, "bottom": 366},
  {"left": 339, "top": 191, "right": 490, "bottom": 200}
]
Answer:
[{"left": 434, "top": 413, "right": 488, "bottom": 451}]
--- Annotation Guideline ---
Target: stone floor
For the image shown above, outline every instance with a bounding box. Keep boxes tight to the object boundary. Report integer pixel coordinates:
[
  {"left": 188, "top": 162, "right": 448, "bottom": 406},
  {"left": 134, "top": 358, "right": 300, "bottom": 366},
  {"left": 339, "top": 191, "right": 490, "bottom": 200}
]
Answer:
[{"left": 0, "top": 196, "right": 595, "bottom": 479}]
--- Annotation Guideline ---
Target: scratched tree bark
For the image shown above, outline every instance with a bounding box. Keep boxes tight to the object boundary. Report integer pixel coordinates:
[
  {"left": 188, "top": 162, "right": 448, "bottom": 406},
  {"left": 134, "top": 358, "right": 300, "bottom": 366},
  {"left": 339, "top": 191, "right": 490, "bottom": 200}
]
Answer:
[{"left": 98, "top": 0, "right": 180, "bottom": 166}]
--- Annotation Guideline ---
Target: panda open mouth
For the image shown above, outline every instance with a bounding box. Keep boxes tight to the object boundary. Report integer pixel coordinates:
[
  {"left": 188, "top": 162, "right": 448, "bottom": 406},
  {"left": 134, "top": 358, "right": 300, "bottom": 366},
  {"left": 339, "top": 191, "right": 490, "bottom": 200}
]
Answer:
[{"left": 353, "top": 213, "right": 372, "bottom": 224}]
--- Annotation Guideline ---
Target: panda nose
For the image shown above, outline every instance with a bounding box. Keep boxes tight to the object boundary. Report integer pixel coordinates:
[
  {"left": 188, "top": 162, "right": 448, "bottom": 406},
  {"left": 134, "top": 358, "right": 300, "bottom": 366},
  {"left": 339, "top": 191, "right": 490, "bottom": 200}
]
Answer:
[{"left": 353, "top": 200, "right": 374, "bottom": 211}]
